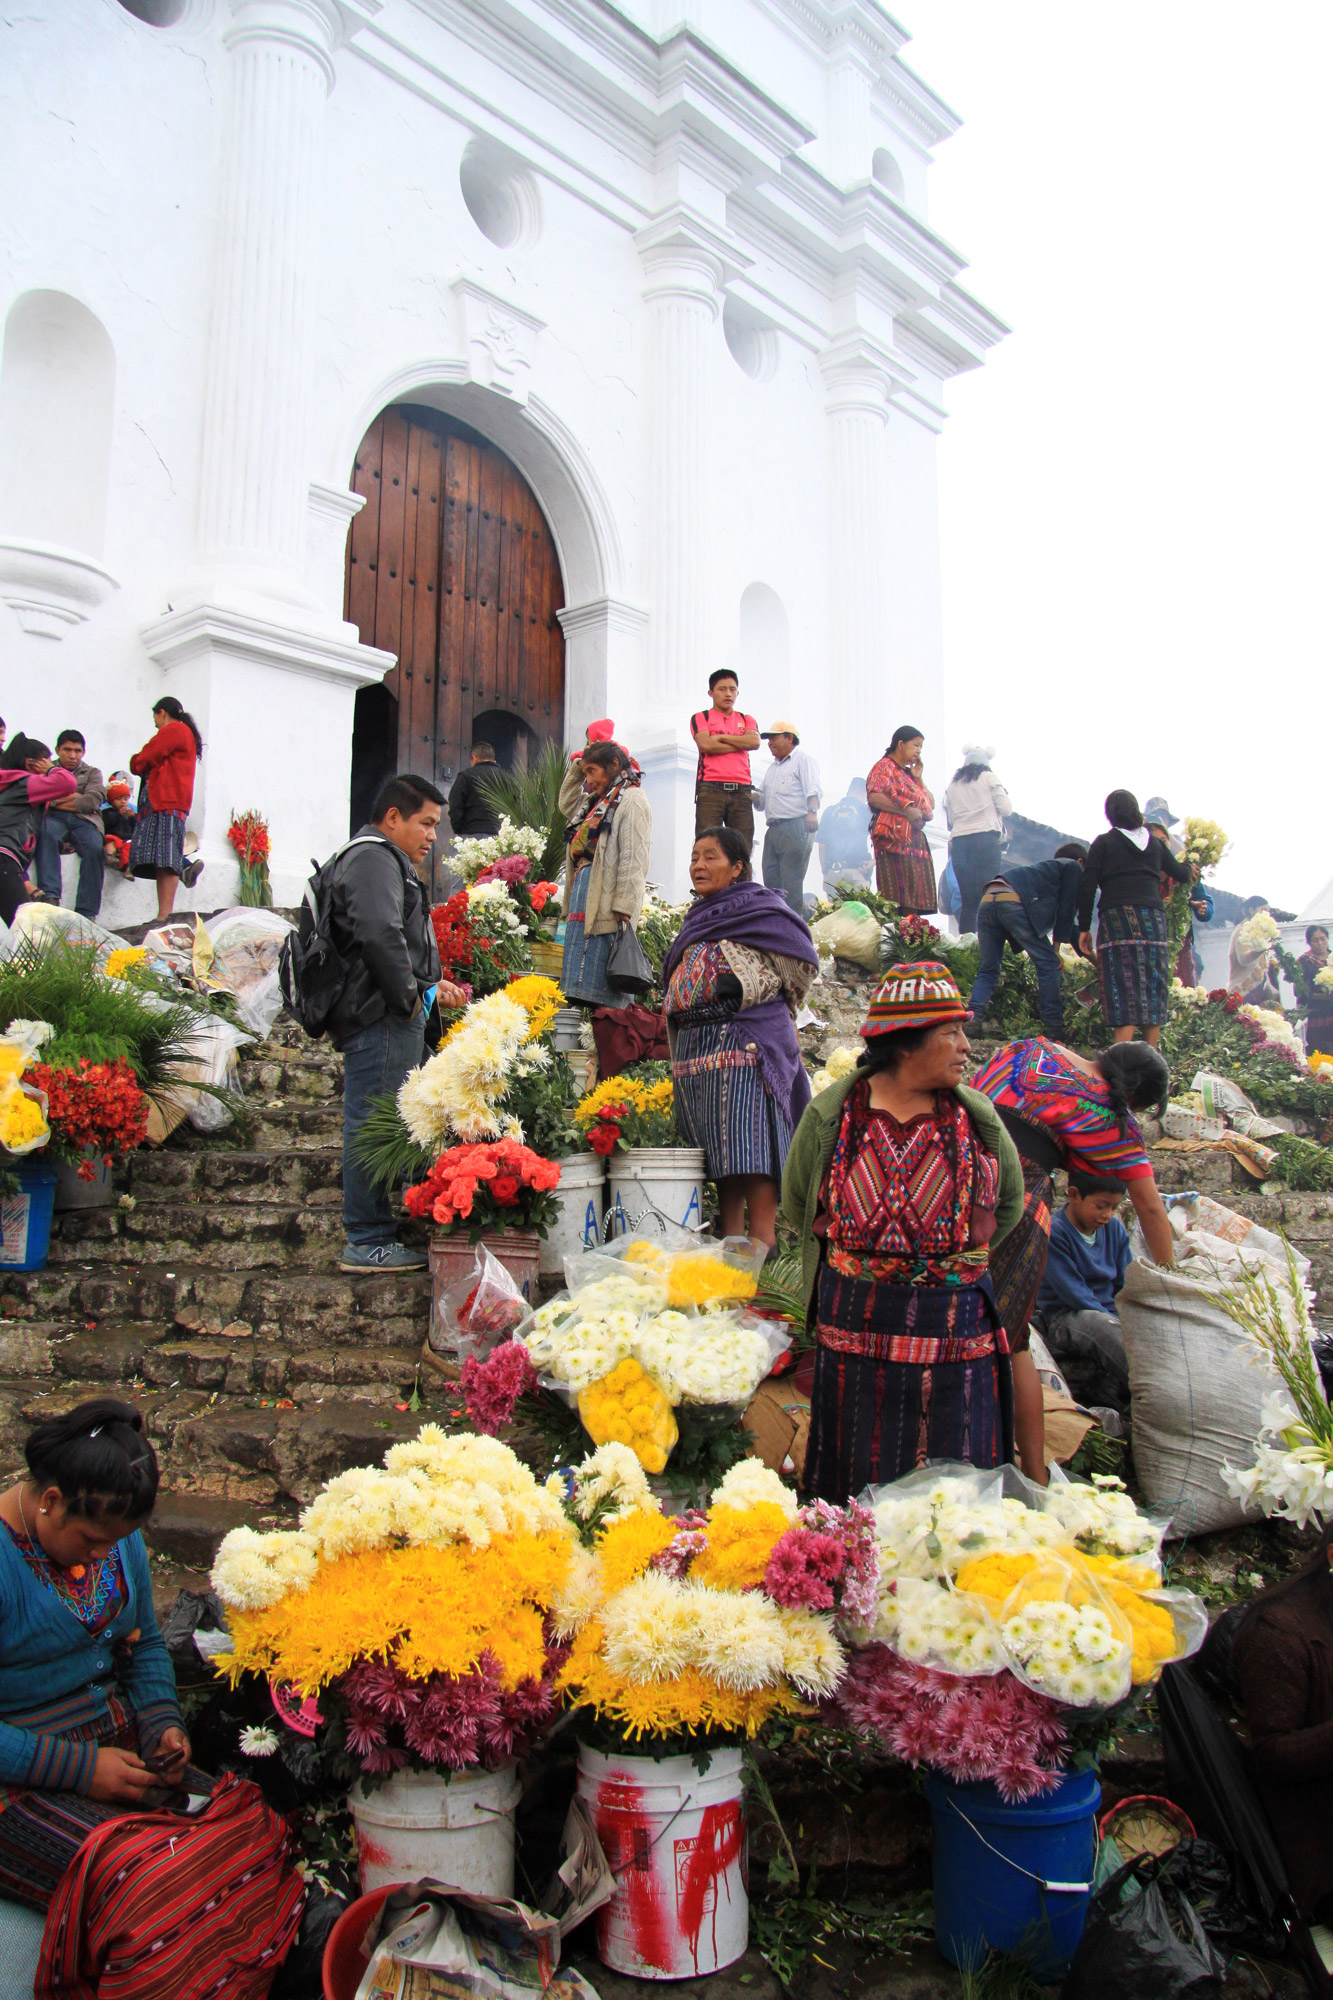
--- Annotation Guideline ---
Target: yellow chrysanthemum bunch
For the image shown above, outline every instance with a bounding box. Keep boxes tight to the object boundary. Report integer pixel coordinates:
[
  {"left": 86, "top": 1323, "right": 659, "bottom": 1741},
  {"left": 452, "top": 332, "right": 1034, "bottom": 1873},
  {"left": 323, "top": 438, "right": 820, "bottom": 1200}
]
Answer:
[
  {"left": 504, "top": 974, "right": 563, "bottom": 1041},
  {"left": 553, "top": 1451, "right": 840, "bottom": 1740},
  {"left": 574, "top": 1072, "right": 676, "bottom": 1146},
  {"left": 955, "top": 1543, "right": 1188, "bottom": 1689},
  {"left": 622, "top": 1239, "right": 758, "bottom": 1309},
  {"left": 0, "top": 1028, "right": 50, "bottom": 1155},
  {"left": 104, "top": 946, "right": 148, "bottom": 980},
  {"left": 578, "top": 1358, "right": 678, "bottom": 1474},
  {"left": 211, "top": 1428, "right": 575, "bottom": 1693}
]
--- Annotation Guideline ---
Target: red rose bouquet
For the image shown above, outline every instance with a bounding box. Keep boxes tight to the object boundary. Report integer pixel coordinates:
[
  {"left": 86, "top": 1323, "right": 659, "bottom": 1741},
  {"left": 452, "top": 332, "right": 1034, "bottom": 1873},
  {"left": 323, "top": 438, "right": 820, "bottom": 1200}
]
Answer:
[
  {"left": 403, "top": 1139, "right": 563, "bottom": 1239},
  {"left": 28, "top": 1058, "right": 149, "bottom": 1176}
]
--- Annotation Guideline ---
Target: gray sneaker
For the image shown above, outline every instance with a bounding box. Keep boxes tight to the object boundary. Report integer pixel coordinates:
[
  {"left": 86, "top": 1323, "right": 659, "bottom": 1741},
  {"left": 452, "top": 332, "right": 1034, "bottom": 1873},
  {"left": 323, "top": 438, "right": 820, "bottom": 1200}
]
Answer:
[{"left": 340, "top": 1241, "right": 429, "bottom": 1273}]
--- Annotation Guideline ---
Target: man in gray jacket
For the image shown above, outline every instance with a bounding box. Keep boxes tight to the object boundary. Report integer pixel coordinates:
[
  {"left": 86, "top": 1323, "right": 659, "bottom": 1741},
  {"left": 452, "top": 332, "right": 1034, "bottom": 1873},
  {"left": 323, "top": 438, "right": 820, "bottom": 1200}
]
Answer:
[
  {"left": 34, "top": 730, "right": 106, "bottom": 917},
  {"left": 330, "top": 773, "right": 467, "bottom": 1271}
]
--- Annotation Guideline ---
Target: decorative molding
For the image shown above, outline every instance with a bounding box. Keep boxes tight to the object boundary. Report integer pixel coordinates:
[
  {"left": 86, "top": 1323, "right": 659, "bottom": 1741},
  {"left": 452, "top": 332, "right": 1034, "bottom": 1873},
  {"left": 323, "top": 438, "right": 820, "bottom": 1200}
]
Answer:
[
  {"left": 0, "top": 540, "right": 118, "bottom": 639},
  {"left": 305, "top": 482, "right": 366, "bottom": 612},
  {"left": 222, "top": 0, "right": 344, "bottom": 92},
  {"left": 557, "top": 597, "right": 649, "bottom": 640},
  {"left": 819, "top": 333, "right": 902, "bottom": 418},
  {"left": 451, "top": 280, "right": 546, "bottom": 404},
  {"left": 142, "top": 600, "right": 394, "bottom": 691},
  {"left": 636, "top": 207, "right": 748, "bottom": 306}
]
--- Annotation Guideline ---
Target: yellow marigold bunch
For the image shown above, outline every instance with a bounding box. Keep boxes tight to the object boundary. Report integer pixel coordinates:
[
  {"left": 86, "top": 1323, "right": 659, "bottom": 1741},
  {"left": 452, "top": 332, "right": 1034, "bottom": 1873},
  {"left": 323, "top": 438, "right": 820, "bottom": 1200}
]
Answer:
[
  {"left": 690, "top": 1501, "right": 791, "bottom": 1591},
  {"left": 664, "top": 1255, "right": 758, "bottom": 1309},
  {"left": 1096, "top": 1578, "right": 1180, "bottom": 1684},
  {"left": 578, "top": 1358, "right": 678, "bottom": 1474},
  {"left": 576, "top": 1075, "right": 649, "bottom": 1126},
  {"left": 504, "top": 974, "right": 563, "bottom": 1040},
  {"left": 223, "top": 1531, "right": 571, "bottom": 1693},
  {"left": 954, "top": 1550, "right": 1040, "bottom": 1605},
  {"left": 1, "top": 1088, "right": 47, "bottom": 1151},
  {"left": 104, "top": 946, "right": 148, "bottom": 980}
]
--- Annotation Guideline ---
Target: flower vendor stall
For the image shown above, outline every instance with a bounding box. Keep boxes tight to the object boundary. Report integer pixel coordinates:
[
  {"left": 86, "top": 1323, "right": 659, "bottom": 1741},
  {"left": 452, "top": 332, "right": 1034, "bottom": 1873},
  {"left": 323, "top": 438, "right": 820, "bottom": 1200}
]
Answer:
[
  {"left": 554, "top": 1450, "right": 866, "bottom": 1978},
  {"left": 573, "top": 1069, "right": 705, "bottom": 1238},
  {"left": 353, "top": 975, "right": 580, "bottom": 1335},
  {"left": 211, "top": 1427, "right": 577, "bottom": 1898},
  {"left": 827, "top": 1463, "right": 1208, "bottom": 1978}
]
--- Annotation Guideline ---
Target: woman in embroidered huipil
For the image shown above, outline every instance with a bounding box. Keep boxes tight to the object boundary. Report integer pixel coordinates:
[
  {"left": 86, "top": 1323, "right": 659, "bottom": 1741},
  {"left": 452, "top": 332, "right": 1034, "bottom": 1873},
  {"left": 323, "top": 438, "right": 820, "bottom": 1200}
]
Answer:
[
  {"left": 866, "top": 724, "right": 938, "bottom": 914},
  {"left": 0, "top": 1399, "right": 192, "bottom": 1905},
  {"left": 663, "top": 827, "right": 819, "bottom": 1247},
  {"left": 783, "top": 962, "right": 1024, "bottom": 1504},
  {"left": 972, "top": 1036, "right": 1174, "bottom": 1484}
]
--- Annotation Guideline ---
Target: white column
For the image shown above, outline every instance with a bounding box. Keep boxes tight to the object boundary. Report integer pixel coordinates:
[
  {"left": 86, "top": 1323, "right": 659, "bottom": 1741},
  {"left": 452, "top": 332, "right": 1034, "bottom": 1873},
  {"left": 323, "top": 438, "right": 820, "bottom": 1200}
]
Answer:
[
  {"left": 637, "top": 225, "right": 726, "bottom": 711},
  {"left": 196, "top": 0, "right": 341, "bottom": 597},
  {"left": 822, "top": 337, "right": 893, "bottom": 774},
  {"left": 825, "top": 39, "right": 875, "bottom": 187}
]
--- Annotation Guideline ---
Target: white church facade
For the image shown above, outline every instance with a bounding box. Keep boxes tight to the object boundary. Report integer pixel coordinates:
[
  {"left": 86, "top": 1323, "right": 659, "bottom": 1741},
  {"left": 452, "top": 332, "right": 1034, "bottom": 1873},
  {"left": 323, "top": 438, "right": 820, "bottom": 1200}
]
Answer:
[{"left": 0, "top": 0, "right": 1002, "bottom": 911}]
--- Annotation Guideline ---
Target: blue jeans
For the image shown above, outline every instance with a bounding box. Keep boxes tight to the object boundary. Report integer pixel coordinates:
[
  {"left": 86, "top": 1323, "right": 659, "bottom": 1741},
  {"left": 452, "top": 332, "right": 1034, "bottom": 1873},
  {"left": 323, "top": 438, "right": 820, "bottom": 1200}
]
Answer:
[
  {"left": 762, "top": 817, "right": 812, "bottom": 915},
  {"left": 968, "top": 899, "right": 1064, "bottom": 1033},
  {"left": 341, "top": 1011, "right": 425, "bottom": 1248},
  {"left": 950, "top": 830, "right": 1003, "bottom": 936},
  {"left": 35, "top": 810, "right": 105, "bottom": 918}
]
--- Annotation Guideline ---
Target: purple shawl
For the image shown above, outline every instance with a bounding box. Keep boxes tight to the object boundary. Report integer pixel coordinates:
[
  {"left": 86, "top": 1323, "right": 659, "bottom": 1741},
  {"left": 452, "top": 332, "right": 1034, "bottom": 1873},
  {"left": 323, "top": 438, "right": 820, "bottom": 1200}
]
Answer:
[{"left": 664, "top": 882, "right": 818, "bottom": 1131}]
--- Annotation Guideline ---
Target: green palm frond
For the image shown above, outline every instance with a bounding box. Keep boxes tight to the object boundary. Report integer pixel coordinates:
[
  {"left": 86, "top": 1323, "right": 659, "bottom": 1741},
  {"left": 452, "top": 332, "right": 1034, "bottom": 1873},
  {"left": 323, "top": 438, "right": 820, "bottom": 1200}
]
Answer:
[{"left": 476, "top": 742, "right": 570, "bottom": 883}]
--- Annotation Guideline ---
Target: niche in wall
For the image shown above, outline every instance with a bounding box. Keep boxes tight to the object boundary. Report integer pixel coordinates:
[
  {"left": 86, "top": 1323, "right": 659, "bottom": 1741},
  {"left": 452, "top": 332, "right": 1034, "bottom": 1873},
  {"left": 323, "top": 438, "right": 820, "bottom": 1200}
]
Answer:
[{"left": 0, "top": 290, "right": 119, "bottom": 636}]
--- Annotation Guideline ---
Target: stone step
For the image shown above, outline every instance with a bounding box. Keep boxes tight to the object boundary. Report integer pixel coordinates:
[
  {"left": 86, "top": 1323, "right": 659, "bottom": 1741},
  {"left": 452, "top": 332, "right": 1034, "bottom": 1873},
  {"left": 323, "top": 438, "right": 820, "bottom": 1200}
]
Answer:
[
  {"left": 0, "top": 1262, "right": 430, "bottom": 1351},
  {"left": 238, "top": 1050, "right": 343, "bottom": 1102},
  {"left": 224, "top": 1105, "right": 343, "bottom": 1152},
  {"left": 144, "top": 1492, "right": 284, "bottom": 1569},
  {"left": 128, "top": 1149, "right": 342, "bottom": 1204},
  {"left": 48, "top": 1202, "right": 395, "bottom": 1269}
]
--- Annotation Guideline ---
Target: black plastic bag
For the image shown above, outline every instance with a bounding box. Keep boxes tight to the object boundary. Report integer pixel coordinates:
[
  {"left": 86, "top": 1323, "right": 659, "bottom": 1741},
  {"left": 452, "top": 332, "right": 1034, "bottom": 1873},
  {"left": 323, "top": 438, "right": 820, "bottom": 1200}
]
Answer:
[
  {"left": 269, "top": 1881, "right": 348, "bottom": 2000},
  {"left": 606, "top": 922, "right": 655, "bottom": 995},
  {"left": 1061, "top": 1853, "right": 1226, "bottom": 1999}
]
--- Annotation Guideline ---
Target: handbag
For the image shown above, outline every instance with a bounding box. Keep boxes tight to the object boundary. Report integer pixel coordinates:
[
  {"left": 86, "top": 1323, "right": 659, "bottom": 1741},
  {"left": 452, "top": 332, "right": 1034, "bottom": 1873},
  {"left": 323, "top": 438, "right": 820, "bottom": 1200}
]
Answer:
[{"left": 606, "top": 922, "right": 655, "bottom": 996}]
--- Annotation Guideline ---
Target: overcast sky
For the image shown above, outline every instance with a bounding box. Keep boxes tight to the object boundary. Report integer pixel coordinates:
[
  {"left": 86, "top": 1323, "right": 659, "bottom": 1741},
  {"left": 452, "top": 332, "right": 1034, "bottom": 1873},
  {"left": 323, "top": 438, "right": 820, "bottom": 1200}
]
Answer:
[{"left": 900, "top": 1, "right": 1332, "bottom": 911}]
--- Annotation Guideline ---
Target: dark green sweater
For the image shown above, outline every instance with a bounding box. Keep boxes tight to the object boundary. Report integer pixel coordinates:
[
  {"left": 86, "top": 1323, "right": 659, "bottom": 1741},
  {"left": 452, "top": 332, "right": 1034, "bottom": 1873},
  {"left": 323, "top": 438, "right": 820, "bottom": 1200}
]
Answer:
[{"left": 780, "top": 1074, "right": 1025, "bottom": 1321}]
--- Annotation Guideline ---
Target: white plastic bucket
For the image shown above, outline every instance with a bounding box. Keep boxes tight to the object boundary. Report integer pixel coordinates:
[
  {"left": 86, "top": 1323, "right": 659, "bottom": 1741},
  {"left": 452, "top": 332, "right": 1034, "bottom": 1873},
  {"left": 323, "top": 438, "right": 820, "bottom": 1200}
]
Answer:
[
  {"left": 576, "top": 1744, "right": 748, "bottom": 1979},
  {"left": 349, "top": 1762, "right": 520, "bottom": 1898},
  {"left": 607, "top": 1148, "right": 706, "bottom": 1239},
  {"left": 540, "top": 1154, "right": 607, "bottom": 1277}
]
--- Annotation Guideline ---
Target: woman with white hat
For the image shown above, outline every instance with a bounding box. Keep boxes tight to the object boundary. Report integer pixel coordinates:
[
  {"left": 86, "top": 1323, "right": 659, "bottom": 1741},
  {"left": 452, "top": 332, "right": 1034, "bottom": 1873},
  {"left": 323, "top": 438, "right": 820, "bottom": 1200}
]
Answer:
[{"left": 943, "top": 744, "right": 1012, "bottom": 935}]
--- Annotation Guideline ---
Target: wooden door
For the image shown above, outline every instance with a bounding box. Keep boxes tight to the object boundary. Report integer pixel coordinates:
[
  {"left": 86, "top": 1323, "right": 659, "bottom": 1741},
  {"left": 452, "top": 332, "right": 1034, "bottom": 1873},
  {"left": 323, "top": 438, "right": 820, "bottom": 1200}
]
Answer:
[{"left": 345, "top": 406, "right": 565, "bottom": 869}]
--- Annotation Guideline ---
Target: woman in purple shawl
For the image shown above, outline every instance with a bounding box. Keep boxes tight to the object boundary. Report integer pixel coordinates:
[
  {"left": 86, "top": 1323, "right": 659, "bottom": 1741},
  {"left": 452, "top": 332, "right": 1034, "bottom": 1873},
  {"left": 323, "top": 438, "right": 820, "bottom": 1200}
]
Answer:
[{"left": 663, "top": 826, "right": 818, "bottom": 1246}]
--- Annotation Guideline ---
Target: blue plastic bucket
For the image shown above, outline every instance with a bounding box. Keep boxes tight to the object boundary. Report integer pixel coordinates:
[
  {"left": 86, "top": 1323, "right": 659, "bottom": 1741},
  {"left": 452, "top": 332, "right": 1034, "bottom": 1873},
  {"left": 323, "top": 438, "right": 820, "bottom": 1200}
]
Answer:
[
  {"left": 924, "top": 1768, "right": 1101, "bottom": 1981},
  {"left": 0, "top": 1162, "right": 58, "bottom": 1272}
]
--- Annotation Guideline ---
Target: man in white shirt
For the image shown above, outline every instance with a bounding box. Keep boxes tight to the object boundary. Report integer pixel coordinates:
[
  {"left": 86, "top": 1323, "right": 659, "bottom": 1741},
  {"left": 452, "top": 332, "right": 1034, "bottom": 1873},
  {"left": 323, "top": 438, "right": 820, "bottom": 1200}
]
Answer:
[{"left": 753, "top": 722, "right": 822, "bottom": 914}]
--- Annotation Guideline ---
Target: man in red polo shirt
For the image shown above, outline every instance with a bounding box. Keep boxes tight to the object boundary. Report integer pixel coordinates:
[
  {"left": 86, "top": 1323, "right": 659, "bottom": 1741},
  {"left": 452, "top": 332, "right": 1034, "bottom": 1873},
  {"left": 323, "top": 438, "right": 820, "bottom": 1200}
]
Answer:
[{"left": 690, "top": 672, "right": 760, "bottom": 847}]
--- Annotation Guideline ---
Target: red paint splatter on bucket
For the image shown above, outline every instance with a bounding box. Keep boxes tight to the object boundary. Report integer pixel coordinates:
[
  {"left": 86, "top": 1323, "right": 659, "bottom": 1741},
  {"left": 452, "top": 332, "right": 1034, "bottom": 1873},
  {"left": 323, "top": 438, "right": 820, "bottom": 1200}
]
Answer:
[
  {"left": 676, "top": 1802, "right": 745, "bottom": 1974},
  {"left": 356, "top": 1829, "right": 391, "bottom": 1890},
  {"left": 592, "top": 1781, "right": 676, "bottom": 1976}
]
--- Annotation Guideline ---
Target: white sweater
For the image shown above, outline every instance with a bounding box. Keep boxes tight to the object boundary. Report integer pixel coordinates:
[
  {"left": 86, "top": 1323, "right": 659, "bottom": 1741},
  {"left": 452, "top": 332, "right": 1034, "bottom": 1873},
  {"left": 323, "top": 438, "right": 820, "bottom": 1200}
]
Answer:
[{"left": 944, "top": 770, "right": 1012, "bottom": 838}]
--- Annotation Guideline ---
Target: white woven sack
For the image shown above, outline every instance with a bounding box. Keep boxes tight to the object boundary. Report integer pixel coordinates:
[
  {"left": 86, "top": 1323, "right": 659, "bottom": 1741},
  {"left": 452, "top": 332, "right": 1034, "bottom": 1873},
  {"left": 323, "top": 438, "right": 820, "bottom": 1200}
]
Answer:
[{"left": 1119, "top": 1257, "right": 1286, "bottom": 1537}]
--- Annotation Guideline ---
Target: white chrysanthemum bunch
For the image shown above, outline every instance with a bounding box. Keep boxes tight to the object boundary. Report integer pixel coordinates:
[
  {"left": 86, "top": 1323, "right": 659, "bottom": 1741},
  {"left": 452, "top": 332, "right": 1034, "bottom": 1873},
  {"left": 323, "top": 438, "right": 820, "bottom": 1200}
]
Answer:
[
  {"left": 559, "top": 1442, "right": 660, "bottom": 1524},
  {"left": 872, "top": 1489, "right": 1012, "bottom": 1584},
  {"left": 711, "top": 1458, "right": 800, "bottom": 1520},
  {"left": 211, "top": 1429, "right": 568, "bottom": 1611},
  {"left": 599, "top": 1573, "right": 843, "bottom": 1698},
  {"left": 211, "top": 1527, "right": 320, "bottom": 1613},
  {"left": 1169, "top": 979, "right": 1210, "bottom": 1009},
  {"left": 1317, "top": 968, "right": 1333, "bottom": 994},
  {"left": 874, "top": 1576, "right": 1004, "bottom": 1674},
  {"left": 1236, "top": 911, "right": 1280, "bottom": 952},
  {"left": 452, "top": 817, "right": 547, "bottom": 884},
  {"left": 397, "top": 991, "right": 532, "bottom": 1147},
  {"left": 1042, "top": 1475, "right": 1162, "bottom": 1560},
  {"left": 1240, "top": 1005, "right": 1304, "bottom": 1061},
  {"left": 633, "top": 1308, "right": 773, "bottom": 1405},
  {"left": 1000, "top": 1599, "right": 1130, "bottom": 1707},
  {"left": 467, "top": 880, "right": 524, "bottom": 930}
]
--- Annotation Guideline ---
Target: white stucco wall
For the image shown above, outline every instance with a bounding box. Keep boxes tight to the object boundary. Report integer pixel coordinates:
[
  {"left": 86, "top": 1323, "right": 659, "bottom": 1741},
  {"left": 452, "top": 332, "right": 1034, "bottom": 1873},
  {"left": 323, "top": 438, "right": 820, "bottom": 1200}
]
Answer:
[{"left": 0, "top": 0, "right": 1001, "bottom": 913}]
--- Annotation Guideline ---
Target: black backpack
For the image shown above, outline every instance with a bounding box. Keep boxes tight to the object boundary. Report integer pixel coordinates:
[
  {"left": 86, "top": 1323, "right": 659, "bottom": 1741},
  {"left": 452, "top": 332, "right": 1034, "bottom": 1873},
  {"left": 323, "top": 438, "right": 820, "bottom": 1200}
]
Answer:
[{"left": 279, "top": 835, "right": 386, "bottom": 1038}]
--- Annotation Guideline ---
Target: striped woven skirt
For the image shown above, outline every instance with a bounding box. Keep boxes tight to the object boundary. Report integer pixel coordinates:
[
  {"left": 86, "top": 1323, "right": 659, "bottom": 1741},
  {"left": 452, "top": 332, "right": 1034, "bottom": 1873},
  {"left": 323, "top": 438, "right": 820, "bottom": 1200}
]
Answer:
[
  {"left": 803, "top": 1270, "right": 1012, "bottom": 1502},
  {"left": 128, "top": 808, "right": 186, "bottom": 880},
  {"left": 672, "top": 1019, "right": 793, "bottom": 1182},
  {"left": 874, "top": 834, "right": 938, "bottom": 914},
  {"left": 559, "top": 863, "right": 630, "bottom": 1010},
  {"left": 987, "top": 1158, "right": 1054, "bottom": 1357},
  {"left": 1096, "top": 900, "right": 1170, "bottom": 1027}
]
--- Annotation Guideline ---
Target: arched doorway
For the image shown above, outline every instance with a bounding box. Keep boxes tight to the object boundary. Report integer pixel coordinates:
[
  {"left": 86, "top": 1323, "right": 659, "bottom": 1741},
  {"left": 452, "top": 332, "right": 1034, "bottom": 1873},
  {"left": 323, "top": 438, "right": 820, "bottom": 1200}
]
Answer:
[{"left": 345, "top": 404, "right": 566, "bottom": 880}]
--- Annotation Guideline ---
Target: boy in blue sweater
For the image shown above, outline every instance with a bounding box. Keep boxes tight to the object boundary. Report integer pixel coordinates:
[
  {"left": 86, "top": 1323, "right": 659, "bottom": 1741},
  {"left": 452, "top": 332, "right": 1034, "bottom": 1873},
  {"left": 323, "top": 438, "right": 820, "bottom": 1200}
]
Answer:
[{"left": 1036, "top": 1168, "right": 1133, "bottom": 1412}]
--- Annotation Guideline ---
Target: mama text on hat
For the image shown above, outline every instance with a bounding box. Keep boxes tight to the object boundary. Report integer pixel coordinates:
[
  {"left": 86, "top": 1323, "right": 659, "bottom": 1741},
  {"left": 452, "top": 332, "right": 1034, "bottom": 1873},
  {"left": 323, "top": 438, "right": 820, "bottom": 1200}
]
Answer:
[{"left": 861, "top": 960, "right": 972, "bottom": 1037}]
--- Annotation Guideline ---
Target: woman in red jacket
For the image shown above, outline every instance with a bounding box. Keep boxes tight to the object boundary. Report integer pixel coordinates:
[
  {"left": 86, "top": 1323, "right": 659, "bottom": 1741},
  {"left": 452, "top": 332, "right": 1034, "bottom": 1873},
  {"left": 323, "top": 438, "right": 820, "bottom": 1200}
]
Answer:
[{"left": 128, "top": 698, "right": 203, "bottom": 919}]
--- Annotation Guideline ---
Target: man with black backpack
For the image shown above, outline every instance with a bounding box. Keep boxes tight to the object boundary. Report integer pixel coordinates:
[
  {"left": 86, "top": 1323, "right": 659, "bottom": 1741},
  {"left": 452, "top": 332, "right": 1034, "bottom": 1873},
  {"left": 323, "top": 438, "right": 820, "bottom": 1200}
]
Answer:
[{"left": 311, "top": 774, "right": 466, "bottom": 1271}]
